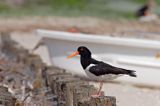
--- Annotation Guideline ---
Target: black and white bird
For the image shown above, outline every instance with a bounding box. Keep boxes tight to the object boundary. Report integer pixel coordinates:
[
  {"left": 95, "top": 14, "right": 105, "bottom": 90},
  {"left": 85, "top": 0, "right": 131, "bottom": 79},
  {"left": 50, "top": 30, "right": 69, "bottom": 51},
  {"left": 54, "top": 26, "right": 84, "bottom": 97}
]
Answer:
[{"left": 67, "top": 46, "right": 136, "bottom": 97}]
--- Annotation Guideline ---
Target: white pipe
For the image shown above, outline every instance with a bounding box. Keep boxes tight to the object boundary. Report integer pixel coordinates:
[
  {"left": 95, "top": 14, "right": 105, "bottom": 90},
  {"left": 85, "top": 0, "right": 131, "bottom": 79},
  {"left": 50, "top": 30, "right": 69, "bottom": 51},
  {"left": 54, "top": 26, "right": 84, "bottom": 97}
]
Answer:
[{"left": 37, "top": 29, "right": 160, "bottom": 50}]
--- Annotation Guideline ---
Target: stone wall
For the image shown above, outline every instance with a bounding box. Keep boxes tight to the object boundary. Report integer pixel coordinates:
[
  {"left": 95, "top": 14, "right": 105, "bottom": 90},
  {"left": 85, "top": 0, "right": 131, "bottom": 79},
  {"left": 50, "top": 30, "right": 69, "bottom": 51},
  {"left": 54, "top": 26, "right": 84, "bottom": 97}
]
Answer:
[{"left": 0, "top": 86, "right": 15, "bottom": 106}]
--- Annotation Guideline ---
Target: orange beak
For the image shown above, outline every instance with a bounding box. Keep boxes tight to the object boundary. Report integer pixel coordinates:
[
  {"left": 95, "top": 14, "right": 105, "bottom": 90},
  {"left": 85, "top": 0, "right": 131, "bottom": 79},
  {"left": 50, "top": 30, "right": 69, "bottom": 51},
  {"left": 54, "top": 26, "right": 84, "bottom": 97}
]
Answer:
[{"left": 67, "top": 51, "right": 79, "bottom": 59}]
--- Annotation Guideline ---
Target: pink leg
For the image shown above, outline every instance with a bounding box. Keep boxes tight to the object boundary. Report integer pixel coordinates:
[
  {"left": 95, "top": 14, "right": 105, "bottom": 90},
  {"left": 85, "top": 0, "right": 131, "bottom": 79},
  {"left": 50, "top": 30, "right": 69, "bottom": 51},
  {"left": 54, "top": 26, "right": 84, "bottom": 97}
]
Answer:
[
  {"left": 91, "top": 81, "right": 103, "bottom": 97},
  {"left": 97, "top": 81, "right": 103, "bottom": 95}
]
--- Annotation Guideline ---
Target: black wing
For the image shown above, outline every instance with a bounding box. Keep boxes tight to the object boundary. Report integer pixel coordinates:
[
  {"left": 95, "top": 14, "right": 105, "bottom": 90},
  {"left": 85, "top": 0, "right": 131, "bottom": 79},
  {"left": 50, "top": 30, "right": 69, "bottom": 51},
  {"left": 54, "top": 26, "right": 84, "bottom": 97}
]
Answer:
[{"left": 89, "top": 60, "right": 136, "bottom": 77}]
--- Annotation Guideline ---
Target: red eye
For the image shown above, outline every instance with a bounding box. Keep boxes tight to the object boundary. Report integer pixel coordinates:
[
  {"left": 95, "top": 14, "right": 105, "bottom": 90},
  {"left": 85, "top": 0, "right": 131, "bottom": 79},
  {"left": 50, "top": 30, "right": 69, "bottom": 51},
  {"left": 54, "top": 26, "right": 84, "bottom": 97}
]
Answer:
[{"left": 80, "top": 48, "right": 84, "bottom": 51}]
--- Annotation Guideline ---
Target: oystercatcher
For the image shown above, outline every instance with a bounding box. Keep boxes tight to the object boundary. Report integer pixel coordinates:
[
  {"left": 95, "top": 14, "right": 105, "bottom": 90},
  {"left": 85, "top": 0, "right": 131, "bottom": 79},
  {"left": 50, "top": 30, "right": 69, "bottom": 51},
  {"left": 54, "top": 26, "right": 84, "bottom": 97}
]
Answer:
[{"left": 67, "top": 46, "right": 136, "bottom": 97}]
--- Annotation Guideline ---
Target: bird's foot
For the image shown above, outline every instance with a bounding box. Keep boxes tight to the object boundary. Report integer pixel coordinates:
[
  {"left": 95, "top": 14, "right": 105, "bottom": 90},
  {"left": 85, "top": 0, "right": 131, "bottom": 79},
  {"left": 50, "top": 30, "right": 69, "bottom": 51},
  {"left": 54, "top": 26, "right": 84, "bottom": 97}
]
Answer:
[
  {"left": 91, "top": 94, "right": 101, "bottom": 98},
  {"left": 91, "top": 91, "right": 104, "bottom": 98}
]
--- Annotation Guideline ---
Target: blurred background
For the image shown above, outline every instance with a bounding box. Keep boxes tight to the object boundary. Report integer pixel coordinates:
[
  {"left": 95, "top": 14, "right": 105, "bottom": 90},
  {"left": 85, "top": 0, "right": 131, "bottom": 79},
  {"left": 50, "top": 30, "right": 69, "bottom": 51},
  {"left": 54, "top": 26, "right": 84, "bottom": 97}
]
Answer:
[
  {"left": 0, "top": 0, "right": 159, "bottom": 18},
  {"left": 0, "top": 0, "right": 160, "bottom": 106}
]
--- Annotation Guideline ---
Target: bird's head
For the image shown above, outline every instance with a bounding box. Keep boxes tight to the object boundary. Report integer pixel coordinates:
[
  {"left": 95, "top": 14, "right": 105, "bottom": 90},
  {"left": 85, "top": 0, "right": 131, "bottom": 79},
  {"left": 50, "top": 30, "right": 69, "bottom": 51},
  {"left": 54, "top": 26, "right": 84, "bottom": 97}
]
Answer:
[{"left": 67, "top": 46, "right": 91, "bottom": 59}]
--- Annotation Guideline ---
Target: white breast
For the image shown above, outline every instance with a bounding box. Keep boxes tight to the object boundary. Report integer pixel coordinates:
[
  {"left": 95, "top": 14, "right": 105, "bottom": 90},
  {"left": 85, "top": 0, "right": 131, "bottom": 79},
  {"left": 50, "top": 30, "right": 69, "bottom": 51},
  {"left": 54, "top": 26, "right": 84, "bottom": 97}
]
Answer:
[
  {"left": 85, "top": 64, "right": 95, "bottom": 72},
  {"left": 85, "top": 64, "right": 100, "bottom": 80}
]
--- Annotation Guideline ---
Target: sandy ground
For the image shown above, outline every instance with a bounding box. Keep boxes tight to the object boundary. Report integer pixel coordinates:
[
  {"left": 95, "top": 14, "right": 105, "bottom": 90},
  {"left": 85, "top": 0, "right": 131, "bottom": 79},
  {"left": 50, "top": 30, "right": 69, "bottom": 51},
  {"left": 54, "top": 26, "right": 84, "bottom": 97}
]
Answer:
[
  {"left": 94, "top": 83, "right": 160, "bottom": 106},
  {"left": 11, "top": 32, "right": 160, "bottom": 106}
]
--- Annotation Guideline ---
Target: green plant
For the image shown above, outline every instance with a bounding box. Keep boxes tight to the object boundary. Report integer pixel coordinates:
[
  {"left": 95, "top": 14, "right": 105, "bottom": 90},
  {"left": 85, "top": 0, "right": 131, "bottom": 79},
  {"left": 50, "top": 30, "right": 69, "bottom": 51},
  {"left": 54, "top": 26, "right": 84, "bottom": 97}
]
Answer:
[
  {"left": 0, "top": 3, "right": 9, "bottom": 12},
  {"left": 49, "top": 0, "right": 87, "bottom": 9}
]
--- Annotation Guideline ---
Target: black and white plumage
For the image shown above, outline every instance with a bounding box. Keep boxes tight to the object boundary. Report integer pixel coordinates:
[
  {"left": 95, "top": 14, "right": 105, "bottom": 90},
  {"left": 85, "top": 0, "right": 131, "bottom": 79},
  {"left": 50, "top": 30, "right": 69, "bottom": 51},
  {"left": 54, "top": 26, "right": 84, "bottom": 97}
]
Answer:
[
  {"left": 68, "top": 46, "right": 136, "bottom": 96},
  {"left": 74, "top": 46, "right": 137, "bottom": 80},
  {"left": 84, "top": 58, "right": 136, "bottom": 80}
]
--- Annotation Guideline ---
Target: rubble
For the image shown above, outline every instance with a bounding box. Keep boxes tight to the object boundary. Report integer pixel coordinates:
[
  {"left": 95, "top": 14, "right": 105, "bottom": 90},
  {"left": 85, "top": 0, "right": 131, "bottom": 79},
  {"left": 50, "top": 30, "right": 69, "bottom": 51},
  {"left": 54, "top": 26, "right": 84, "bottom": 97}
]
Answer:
[{"left": 0, "top": 86, "right": 16, "bottom": 106}]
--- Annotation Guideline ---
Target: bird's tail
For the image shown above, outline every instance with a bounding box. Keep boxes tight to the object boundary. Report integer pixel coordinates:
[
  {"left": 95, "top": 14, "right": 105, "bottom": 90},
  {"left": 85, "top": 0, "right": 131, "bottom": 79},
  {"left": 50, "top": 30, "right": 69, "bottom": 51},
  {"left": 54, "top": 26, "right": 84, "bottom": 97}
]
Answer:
[
  {"left": 126, "top": 70, "right": 137, "bottom": 77},
  {"left": 116, "top": 66, "right": 137, "bottom": 77}
]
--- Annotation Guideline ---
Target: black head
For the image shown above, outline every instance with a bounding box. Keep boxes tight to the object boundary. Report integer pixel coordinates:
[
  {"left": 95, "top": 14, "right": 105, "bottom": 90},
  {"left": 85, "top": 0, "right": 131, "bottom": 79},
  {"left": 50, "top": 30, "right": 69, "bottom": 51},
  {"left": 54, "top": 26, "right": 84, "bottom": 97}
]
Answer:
[
  {"left": 77, "top": 46, "right": 91, "bottom": 58},
  {"left": 67, "top": 46, "right": 92, "bottom": 69},
  {"left": 67, "top": 46, "right": 92, "bottom": 59}
]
